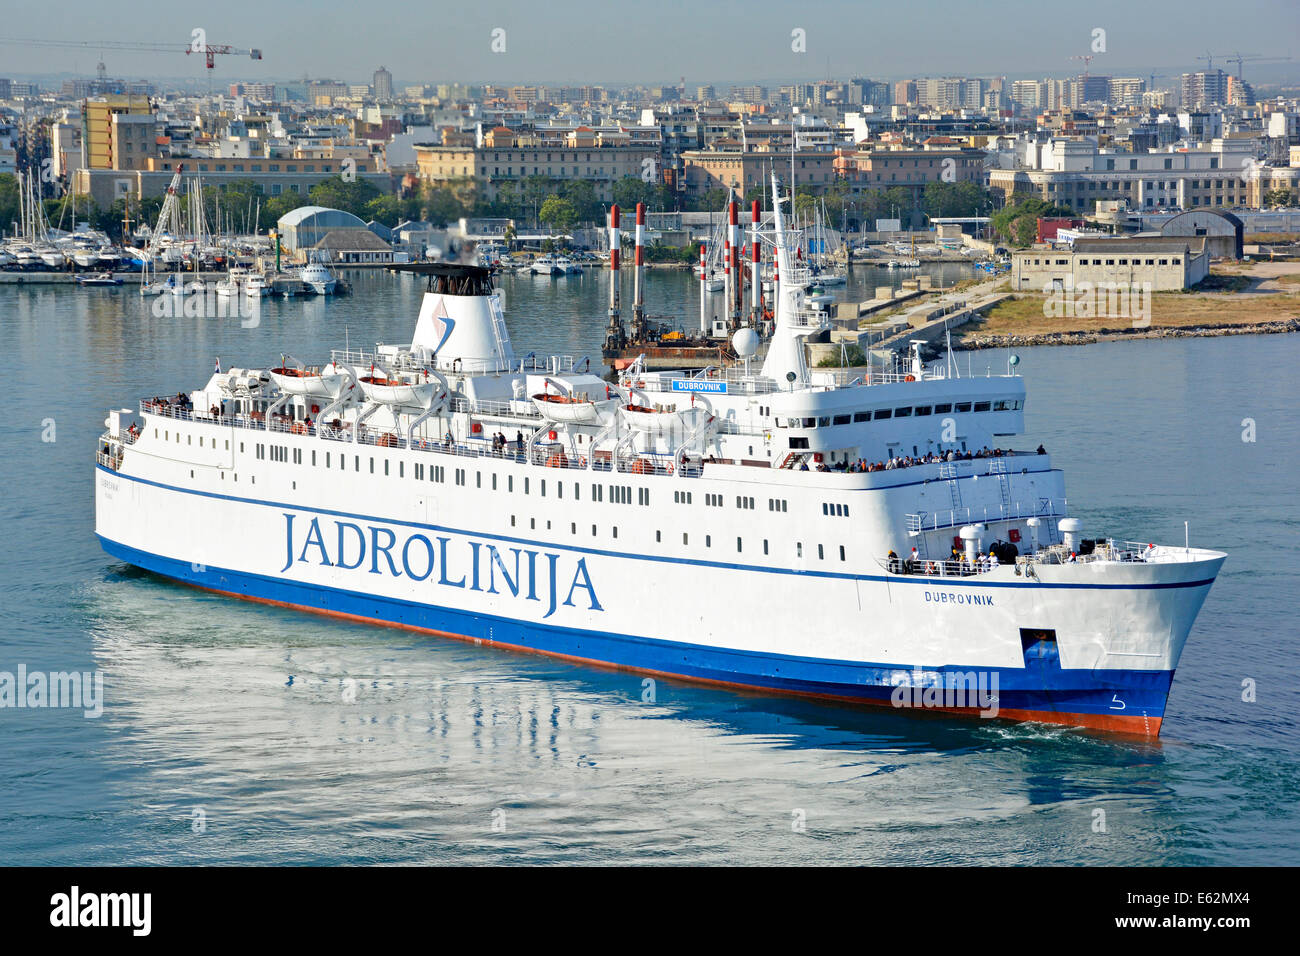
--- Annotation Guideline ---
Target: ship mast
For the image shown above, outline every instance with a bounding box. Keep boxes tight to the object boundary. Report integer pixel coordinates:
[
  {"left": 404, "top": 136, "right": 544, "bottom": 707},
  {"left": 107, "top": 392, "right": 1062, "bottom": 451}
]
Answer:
[{"left": 759, "top": 172, "right": 810, "bottom": 389}]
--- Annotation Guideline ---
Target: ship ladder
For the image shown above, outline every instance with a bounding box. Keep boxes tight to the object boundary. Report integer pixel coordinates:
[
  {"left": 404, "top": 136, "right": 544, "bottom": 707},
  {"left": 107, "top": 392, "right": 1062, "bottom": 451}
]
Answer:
[
  {"left": 939, "top": 462, "right": 961, "bottom": 508},
  {"left": 990, "top": 458, "right": 1012, "bottom": 515}
]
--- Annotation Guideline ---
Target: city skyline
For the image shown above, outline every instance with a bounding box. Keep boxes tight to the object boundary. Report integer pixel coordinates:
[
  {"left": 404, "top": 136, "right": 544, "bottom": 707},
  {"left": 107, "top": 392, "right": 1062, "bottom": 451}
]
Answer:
[{"left": 0, "top": 0, "right": 1297, "bottom": 87}]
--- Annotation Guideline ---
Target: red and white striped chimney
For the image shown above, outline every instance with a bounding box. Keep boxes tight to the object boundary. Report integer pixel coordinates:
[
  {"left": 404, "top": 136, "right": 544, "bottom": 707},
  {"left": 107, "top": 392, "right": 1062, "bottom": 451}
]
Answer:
[
  {"left": 751, "top": 199, "right": 761, "bottom": 319},
  {"left": 609, "top": 204, "right": 620, "bottom": 318},
  {"left": 633, "top": 202, "right": 645, "bottom": 322},
  {"left": 728, "top": 198, "right": 740, "bottom": 321}
]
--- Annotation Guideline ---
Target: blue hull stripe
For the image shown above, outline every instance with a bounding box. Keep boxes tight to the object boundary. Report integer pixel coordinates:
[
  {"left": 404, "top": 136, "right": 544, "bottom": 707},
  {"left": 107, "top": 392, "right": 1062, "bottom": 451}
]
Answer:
[
  {"left": 95, "top": 466, "right": 1214, "bottom": 593},
  {"left": 98, "top": 534, "right": 1174, "bottom": 723}
]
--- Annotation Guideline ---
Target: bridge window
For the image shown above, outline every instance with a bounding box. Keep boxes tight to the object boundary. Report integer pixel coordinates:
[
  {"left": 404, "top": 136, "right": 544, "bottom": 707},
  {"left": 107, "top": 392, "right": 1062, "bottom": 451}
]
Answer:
[
  {"left": 874, "top": 409, "right": 892, "bottom": 420},
  {"left": 934, "top": 403, "right": 952, "bottom": 413},
  {"left": 832, "top": 414, "right": 851, "bottom": 425},
  {"left": 894, "top": 407, "right": 912, "bottom": 418},
  {"left": 973, "top": 401, "right": 991, "bottom": 412},
  {"left": 914, "top": 405, "right": 932, "bottom": 416},
  {"left": 955, "top": 402, "right": 972, "bottom": 413},
  {"left": 853, "top": 412, "right": 870, "bottom": 422}
]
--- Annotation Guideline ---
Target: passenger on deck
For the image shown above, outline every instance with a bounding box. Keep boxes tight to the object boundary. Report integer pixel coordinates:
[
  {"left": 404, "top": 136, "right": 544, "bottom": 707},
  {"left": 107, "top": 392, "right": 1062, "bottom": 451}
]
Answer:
[
  {"left": 1037, "top": 444, "right": 1046, "bottom": 455},
  {"left": 887, "top": 550, "right": 900, "bottom": 573}
]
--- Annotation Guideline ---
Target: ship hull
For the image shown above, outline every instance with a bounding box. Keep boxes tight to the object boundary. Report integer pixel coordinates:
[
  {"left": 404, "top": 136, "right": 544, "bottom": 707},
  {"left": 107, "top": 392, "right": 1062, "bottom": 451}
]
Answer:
[{"left": 96, "top": 463, "right": 1221, "bottom": 736}]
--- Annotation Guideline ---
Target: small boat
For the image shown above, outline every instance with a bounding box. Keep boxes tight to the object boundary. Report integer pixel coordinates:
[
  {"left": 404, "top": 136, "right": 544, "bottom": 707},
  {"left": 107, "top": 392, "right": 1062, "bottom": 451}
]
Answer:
[
  {"left": 184, "top": 279, "right": 206, "bottom": 295},
  {"left": 529, "top": 255, "right": 561, "bottom": 276},
  {"left": 72, "top": 249, "right": 100, "bottom": 269},
  {"left": 301, "top": 260, "right": 338, "bottom": 295},
  {"left": 620, "top": 403, "right": 697, "bottom": 433},
  {"left": 358, "top": 372, "right": 439, "bottom": 408},
  {"left": 243, "top": 273, "right": 270, "bottom": 297},
  {"left": 554, "top": 256, "right": 582, "bottom": 275},
  {"left": 268, "top": 364, "right": 351, "bottom": 399},
  {"left": 531, "top": 391, "right": 614, "bottom": 425},
  {"left": 75, "top": 272, "right": 123, "bottom": 287}
]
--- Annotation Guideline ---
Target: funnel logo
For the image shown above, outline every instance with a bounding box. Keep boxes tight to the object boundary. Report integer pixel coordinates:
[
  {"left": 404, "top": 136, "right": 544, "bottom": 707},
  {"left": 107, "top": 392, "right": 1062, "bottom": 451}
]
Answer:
[{"left": 430, "top": 298, "right": 456, "bottom": 353}]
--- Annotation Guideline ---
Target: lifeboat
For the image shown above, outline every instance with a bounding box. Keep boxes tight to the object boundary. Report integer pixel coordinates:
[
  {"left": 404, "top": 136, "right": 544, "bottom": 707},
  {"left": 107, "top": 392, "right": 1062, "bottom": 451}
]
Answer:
[
  {"left": 620, "top": 403, "right": 695, "bottom": 433},
  {"left": 268, "top": 364, "right": 350, "bottom": 399},
  {"left": 530, "top": 391, "right": 613, "bottom": 425},
  {"left": 358, "top": 372, "right": 438, "bottom": 407}
]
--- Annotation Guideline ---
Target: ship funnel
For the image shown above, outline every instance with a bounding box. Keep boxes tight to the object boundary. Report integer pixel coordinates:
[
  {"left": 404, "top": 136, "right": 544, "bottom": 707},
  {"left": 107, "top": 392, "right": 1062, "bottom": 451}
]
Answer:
[{"left": 406, "top": 263, "right": 514, "bottom": 372}]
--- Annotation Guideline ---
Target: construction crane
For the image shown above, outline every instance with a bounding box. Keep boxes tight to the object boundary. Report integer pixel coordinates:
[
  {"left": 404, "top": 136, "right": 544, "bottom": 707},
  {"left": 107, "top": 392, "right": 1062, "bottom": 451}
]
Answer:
[
  {"left": 0, "top": 36, "right": 262, "bottom": 71},
  {"left": 1069, "top": 53, "right": 1095, "bottom": 78},
  {"left": 1221, "top": 52, "right": 1292, "bottom": 81}
]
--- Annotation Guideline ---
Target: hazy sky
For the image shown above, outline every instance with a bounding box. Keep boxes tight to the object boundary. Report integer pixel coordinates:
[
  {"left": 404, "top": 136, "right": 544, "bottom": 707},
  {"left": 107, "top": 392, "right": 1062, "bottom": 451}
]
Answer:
[{"left": 2, "top": 0, "right": 1297, "bottom": 86}]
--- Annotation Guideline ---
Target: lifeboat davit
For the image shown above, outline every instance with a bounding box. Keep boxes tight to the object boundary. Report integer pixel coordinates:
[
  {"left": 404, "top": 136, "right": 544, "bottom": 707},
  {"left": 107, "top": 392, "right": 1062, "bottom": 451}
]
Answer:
[{"left": 268, "top": 364, "right": 350, "bottom": 399}]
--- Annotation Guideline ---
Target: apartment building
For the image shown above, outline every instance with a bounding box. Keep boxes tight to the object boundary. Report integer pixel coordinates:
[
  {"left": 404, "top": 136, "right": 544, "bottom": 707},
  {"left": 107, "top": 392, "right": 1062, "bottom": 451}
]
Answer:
[
  {"left": 414, "top": 132, "right": 660, "bottom": 202},
  {"left": 988, "top": 138, "right": 1260, "bottom": 212}
]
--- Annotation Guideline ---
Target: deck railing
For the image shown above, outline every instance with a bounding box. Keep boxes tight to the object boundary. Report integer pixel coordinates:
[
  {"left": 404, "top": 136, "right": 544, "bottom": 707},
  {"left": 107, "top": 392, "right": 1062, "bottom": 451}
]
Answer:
[{"left": 905, "top": 498, "right": 1066, "bottom": 533}]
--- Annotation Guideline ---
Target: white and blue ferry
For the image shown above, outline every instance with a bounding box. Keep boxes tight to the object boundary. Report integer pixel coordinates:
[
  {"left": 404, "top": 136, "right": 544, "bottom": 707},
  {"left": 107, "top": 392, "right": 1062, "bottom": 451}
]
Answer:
[{"left": 95, "top": 177, "right": 1224, "bottom": 736}]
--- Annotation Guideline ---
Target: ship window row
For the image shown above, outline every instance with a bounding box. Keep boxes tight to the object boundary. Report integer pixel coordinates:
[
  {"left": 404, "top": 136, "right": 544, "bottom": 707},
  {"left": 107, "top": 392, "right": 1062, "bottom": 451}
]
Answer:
[
  {"left": 822, "top": 502, "right": 850, "bottom": 517},
  {"left": 773, "top": 400, "right": 1018, "bottom": 427},
  {"left": 486, "top": 518, "right": 852, "bottom": 566},
  {"left": 768, "top": 498, "right": 787, "bottom": 512}
]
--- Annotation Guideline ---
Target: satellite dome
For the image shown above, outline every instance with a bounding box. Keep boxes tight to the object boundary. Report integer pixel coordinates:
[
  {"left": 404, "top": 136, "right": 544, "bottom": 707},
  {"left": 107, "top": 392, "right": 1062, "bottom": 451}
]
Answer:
[{"left": 732, "top": 327, "right": 759, "bottom": 358}]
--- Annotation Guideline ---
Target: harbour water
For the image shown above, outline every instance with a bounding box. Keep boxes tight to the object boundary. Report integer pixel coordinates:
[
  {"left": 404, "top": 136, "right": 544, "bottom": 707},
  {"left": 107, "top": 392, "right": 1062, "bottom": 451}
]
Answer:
[{"left": 1, "top": 265, "right": 1297, "bottom": 865}]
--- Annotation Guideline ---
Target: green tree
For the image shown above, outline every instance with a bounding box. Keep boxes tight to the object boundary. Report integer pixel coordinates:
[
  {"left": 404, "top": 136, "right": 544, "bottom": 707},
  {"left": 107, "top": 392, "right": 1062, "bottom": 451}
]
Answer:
[
  {"left": 989, "top": 196, "right": 1074, "bottom": 247},
  {"left": 611, "top": 175, "right": 660, "bottom": 214},
  {"left": 0, "top": 174, "right": 18, "bottom": 236},
  {"left": 261, "top": 191, "right": 308, "bottom": 232},
  {"left": 560, "top": 178, "right": 601, "bottom": 222},
  {"left": 538, "top": 196, "right": 578, "bottom": 236},
  {"left": 364, "top": 194, "right": 403, "bottom": 226},
  {"left": 307, "top": 176, "right": 383, "bottom": 219},
  {"left": 1263, "top": 188, "right": 1294, "bottom": 208}
]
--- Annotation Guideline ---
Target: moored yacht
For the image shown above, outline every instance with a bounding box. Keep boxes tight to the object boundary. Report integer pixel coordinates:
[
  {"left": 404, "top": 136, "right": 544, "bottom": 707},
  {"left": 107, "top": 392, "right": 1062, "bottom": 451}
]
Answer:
[{"left": 301, "top": 259, "right": 338, "bottom": 295}]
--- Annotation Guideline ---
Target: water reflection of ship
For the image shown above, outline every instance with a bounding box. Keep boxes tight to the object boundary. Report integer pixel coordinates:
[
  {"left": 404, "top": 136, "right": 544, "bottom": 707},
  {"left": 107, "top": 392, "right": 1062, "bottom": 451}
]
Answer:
[{"left": 91, "top": 568, "right": 1160, "bottom": 778}]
